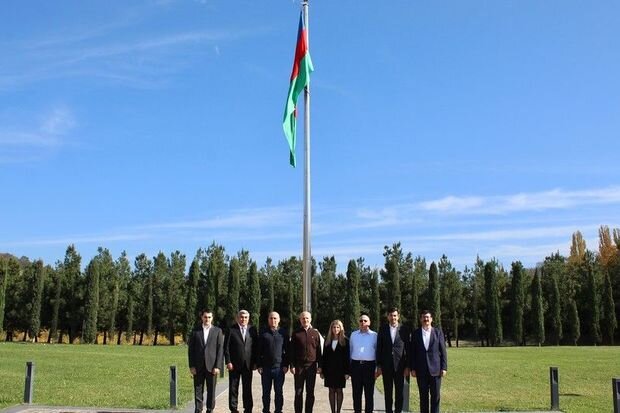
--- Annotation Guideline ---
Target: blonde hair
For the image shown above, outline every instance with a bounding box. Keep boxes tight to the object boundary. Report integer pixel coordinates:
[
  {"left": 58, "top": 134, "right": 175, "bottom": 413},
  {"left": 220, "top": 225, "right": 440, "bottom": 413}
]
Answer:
[{"left": 326, "top": 319, "right": 346, "bottom": 347}]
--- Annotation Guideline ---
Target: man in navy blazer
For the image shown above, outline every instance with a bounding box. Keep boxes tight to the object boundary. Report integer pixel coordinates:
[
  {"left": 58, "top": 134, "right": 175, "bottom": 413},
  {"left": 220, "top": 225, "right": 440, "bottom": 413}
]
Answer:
[
  {"left": 225, "top": 309, "right": 258, "bottom": 413},
  {"left": 376, "top": 307, "right": 410, "bottom": 413},
  {"left": 410, "top": 310, "right": 447, "bottom": 413},
  {"left": 188, "top": 309, "right": 224, "bottom": 413}
]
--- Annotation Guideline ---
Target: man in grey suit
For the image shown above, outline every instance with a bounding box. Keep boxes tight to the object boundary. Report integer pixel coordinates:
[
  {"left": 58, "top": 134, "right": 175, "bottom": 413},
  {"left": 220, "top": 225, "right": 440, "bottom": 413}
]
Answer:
[
  {"left": 376, "top": 307, "right": 410, "bottom": 413},
  {"left": 188, "top": 309, "right": 224, "bottom": 413}
]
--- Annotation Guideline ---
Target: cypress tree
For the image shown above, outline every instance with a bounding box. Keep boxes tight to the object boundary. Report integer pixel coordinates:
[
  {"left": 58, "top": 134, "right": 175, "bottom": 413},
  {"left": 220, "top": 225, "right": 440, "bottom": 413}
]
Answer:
[
  {"left": 126, "top": 277, "right": 135, "bottom": 344},
  {"left": 266, "top": 259, "right": 275, "bottom": 313},
  {"left": 166, "top": 251, "right": 186, "bottom": 344},
  {"left": 28, "top": 260, "right": 46, "bottom": 342},
  {"left": 428, "top": 262, "right": 441, "bottom": 328},
  {"left": 206, "top": 243, "right": 227, "bottom": 321},
  {"left": 83, "top": 259, "right": 100, "bottom": 344},
  {"left": 91, "top": 248, "right": 116, "bottom": 344},
  {"left": 115, "top": 251, "right": 131, "bottom": 344},
  {"left": 472, "top": 257, "right": 485, "bottom": 345},
  {"left": 345, "top": 259, "right": 361, "bottom": 333},
  {"left": 49, "top": 263, "right": 63, "bottom": 343},
  {"left": 62, "top": 245, "right": 82, "bottom": 343},
  {"left": 586, "top": 265, "right": 601, "bottom": 344},
  {"left": 317, "top": 256, "right": 337, "bottom": 331},
  {"left": 184, "top": 258, "right": 200, "bottom": 342},
  {"left": 247, "top": 262, "right": 261, "bottom": 326},
  {"left": 566, "top": 298, "right": 580, "bottom": 345},
  {"left": 237, "top": 250, "right": 251, "bottom": 313},
  {"left": 438, "top": 255, "right": 463, "bottom": 347},
  {"left": 226, "top": 258, "right": 241, "bottom": 325},
  {"left": 133, "top": 253, "right": 154, "bottom": 342},
  {"left": 510, "top": 261, "right": 525, "bottom": 345},
  {"left": 287, "top": 272, "right": 295, "bottom": 336},
  {"left": 151, "top": 252, "right": 169, "bottom": 345},
  {"left": 370, "top": 269, "right": 381, "bottom": 328},
  {"left": 484, "top": 262, "right": 502, "bottom": 346},
  {"left": 410, "top": 256, "right": 424, "bottom": 330},
  {"left": 601, "top": 270, "right": 617, "bottom": 344},
  {"left": 108, "top": 262, "right": 121, "bottom": 345},
  {"left": 531, "top": 268, "right": 545, "bottom": 346},
  {"left": 0, "top": 258, "right": 9, "bottom": 336},
  {"left": 386, "top": 258, "right": 401, "bottom": 311},
  {"left": 549, "top": 271, "right": 562, "bottom": 345}
]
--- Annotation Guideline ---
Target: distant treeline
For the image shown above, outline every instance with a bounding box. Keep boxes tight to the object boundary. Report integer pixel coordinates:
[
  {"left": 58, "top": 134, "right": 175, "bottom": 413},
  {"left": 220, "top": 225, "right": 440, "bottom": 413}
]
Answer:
[{"left": 0, "top": 226, "right": 618, "bottom": 346}]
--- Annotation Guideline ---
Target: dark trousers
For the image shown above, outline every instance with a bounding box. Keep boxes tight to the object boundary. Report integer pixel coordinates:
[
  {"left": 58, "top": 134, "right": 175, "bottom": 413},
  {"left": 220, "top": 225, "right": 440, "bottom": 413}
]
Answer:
[
  {"left": 261, "top": 367, "right": 285, "bottom": 413},
  {"left": 193, "top": 370, "right": 217, "bottom": 413},
  {"left": 350, "top": 360, "right": 375, "bottom": 413},
  {"left": 293, "top": 364, "right": 317, "bottom": 413},
  {"left": 229, "top": 366, "right": 253, "bottom": 413},
  {"left": 415, "top": 373, "right": 442, "bottom": 413},
  {"left": 383, "top": 367, "right": 405, "bottom": 413}
]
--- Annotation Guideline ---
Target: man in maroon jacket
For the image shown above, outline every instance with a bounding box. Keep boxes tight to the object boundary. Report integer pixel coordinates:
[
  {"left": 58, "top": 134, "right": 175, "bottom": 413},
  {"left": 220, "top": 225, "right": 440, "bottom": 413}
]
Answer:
[{"left": 289, "top": 311, "right": 322, "bottom": 413}]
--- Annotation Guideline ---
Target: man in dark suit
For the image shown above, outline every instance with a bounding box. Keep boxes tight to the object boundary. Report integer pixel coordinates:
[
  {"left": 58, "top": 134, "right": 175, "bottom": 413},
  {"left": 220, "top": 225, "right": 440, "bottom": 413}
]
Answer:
[
  {"left": 225, "top": 309, "right": 258, "bottom": 413},
  {"left": 188, "top": 309, "right": 224, "bottom": 413},
  {"left": 376, "top": 307, "right": 410, "bottom": 413},
  {"left": 257, "top": 311, "right": 289, "bottom": 413},
  {"left": 410, "top": 310, "right": 447, "bottom": 413}
]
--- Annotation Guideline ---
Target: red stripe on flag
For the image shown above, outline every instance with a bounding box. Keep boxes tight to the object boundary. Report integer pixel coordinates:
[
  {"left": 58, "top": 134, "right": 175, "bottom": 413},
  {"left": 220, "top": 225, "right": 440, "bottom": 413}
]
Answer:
[{"left": 289, "top": 15, "right": 309, "bottom": 81}]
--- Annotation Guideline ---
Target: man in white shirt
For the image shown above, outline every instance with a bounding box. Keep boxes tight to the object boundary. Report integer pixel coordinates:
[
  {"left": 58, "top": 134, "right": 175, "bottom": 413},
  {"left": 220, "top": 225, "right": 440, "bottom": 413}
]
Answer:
[{"left": 349, "top": 312, "right": 378, "bottom": 413}]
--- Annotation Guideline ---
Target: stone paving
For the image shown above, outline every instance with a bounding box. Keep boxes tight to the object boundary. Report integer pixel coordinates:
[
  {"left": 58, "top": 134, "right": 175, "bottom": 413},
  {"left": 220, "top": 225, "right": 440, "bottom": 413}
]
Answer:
[{"left": 203, "top": 370, "right": 384, "bottom": 413}]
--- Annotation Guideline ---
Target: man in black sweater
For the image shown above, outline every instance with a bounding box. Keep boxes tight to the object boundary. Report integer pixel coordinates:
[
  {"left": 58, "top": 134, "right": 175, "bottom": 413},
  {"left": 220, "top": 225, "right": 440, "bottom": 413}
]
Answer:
[{"left": 257, "top": 311, "right": 289, "bottom": 413}]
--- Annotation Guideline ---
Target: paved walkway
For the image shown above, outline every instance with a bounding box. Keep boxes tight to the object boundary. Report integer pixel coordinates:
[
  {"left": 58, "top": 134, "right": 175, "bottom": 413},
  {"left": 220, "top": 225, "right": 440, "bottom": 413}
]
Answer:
[{"left": 199, "top": 370, "right": 384, "bottom": 413}]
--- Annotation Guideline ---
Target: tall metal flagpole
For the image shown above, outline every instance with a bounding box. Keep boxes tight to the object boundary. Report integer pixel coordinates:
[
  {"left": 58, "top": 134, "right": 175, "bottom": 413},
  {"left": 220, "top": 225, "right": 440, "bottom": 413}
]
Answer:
[{"left": 301, "top": 0, "right": 312, "bottom": 312}]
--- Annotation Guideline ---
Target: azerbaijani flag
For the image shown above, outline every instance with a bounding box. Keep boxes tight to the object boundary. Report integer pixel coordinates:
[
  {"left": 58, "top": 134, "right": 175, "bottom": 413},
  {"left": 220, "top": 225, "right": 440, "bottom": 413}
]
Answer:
[{"left": 283, "top": 12, "right": 314, "bottom": 168}]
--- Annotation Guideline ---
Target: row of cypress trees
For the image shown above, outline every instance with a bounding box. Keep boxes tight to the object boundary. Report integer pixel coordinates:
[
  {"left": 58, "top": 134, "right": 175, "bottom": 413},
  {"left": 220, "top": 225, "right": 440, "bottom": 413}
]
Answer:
[{"left": 0, "top": 227, "right": 618, "bottom": 345}]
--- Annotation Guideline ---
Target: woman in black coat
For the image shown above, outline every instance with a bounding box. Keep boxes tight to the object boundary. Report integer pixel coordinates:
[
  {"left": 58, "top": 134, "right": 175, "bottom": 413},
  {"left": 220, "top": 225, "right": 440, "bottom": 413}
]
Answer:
[{"left": 321, "top": 319, "right": 350, "bottom": 413}]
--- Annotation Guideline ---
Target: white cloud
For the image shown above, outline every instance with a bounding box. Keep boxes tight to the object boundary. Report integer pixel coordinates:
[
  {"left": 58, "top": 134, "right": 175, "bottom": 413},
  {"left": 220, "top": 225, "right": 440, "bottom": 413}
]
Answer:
[
  {"left": 3, "top": 187, "right": 618, "bottom": 269},
  {"left": 418, "top": 196, "right": 484, "bottom": 213},
  {"left": 140, "top": 206, "right": 300, "bottom": 230},
  {"left": 418, "top": 187, "right": 620, "bottom": 215},
  {"left": 0, "top": 233, "right": 150, "bottom": 248},
  {"left": 0, "top": 106, "right": 76, "bottom": 162},
  {"left": 2, "top": 22, "right": 269, "bottom": 90}
]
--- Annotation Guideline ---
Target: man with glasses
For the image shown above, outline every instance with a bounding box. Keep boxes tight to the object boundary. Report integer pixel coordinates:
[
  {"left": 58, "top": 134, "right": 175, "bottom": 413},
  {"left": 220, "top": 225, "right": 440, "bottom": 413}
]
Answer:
[{"left": 349, "top": 312, "right": 378, "bottom": 413}]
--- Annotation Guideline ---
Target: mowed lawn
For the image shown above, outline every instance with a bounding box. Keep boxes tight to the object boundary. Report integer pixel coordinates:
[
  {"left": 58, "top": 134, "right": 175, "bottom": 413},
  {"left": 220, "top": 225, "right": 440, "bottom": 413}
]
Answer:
[
  {"left": 1, "top": 344, "right": 619, "bottom": 412},
  {"left": 0, "top": 342, "right": 194, "bottom": 409},
  {"left": 385, "top": 346, "right": 619, "bottom": 413}
]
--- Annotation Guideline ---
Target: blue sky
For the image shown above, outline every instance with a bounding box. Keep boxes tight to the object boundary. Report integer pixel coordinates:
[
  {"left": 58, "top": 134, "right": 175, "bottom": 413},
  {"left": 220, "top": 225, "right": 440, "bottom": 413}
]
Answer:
[{"left": 1, "top": 0, "right": 619, "bottom": 272}]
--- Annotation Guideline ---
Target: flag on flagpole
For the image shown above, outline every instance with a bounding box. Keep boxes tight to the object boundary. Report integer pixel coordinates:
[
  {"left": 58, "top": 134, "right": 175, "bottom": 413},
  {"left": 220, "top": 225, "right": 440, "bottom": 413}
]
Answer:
[{"left": 283, "top": 12, "right": 314, "bottom": 168}]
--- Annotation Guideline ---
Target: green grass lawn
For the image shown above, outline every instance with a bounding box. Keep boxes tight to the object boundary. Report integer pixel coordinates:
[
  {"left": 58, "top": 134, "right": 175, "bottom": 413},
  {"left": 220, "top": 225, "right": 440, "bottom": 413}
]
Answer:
[
  {"left": 0, "top": 342, "right": 195, "bottom": 409},
  {"left": 382, "top": 346, "right": 620, "bottom": 413},
  {"left": 1, "top": 344, "right": 619, "bottom": 412}
]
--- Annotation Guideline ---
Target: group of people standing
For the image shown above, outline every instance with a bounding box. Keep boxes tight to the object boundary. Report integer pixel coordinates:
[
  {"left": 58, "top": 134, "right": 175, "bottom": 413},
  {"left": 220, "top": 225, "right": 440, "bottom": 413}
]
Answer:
[{"left": 187, "top": 307, "right": 447, "bottom": 413}]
